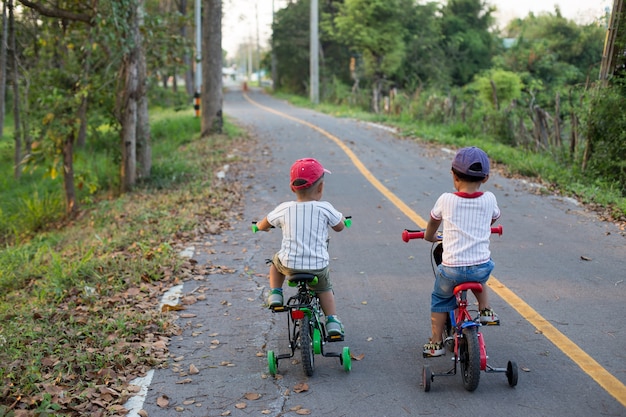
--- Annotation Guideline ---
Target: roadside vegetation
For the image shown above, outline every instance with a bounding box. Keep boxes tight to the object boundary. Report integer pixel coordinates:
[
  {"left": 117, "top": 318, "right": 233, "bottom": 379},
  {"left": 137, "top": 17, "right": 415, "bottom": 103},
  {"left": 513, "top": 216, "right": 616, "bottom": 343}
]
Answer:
[
  {"left": 276, "top": 92, "right": 626, "bottom": 224},
  {"left": 0, "top": 104, "right": 246, "bottom": 416}
]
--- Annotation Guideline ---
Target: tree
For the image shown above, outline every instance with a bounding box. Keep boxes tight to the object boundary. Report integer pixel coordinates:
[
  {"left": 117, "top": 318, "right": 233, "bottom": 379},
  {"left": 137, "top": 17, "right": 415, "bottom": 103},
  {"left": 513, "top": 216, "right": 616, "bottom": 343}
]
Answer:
[
  {"left": 440, "top": 0, "right": 497, "bottom": 86},
  {"left": 118, "top": 0, "right": 151, "bottom": 190},
  {"left": 0, "top": 1, "right": 7, "bottom": 139},
  {"left": 396, "top": 1, "right": 449, "bottom": 90},
  {"left": 201, "top": 0, "right": 223, "bottom": 136},
  {"left": 333, "top": 0, "right": 406, "bottom": 112}
]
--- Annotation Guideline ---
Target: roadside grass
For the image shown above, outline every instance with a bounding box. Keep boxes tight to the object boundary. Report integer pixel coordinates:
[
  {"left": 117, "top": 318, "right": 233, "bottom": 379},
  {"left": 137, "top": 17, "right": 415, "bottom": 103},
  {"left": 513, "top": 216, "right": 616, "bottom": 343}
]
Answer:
[
  {"left": 273, "top": 92, "right": 626, "bottom": 222},
  {"left": 0, "top": 109, "right": 247, "bottom": 416}
]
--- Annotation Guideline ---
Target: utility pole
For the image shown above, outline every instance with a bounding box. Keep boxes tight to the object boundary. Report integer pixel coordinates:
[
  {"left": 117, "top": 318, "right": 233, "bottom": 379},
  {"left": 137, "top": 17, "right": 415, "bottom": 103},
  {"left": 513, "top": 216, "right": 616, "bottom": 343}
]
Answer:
[
  {"left": 256, "top": 2, "right": 261, "bottom": 84},
  {"left": 310, "top": 0, "right": 319, "bottom": 104},
  {"left": 271, "top": 0, "right": 277, "bottom": 90}
]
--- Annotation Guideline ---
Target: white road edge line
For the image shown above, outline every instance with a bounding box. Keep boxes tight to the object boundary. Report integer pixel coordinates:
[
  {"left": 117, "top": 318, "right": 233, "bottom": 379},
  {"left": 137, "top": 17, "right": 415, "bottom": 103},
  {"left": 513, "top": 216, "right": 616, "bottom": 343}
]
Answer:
[{"left": 124, "top": 246, "right": 195, "bottom": 416}]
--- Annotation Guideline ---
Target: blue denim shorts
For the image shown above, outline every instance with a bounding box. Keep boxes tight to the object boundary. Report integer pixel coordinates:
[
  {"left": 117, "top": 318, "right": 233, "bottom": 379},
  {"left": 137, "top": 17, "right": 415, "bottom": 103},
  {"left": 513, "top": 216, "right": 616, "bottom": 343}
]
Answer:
[{"left": 431, "top": 259, "right": 494, "bottom": 313}]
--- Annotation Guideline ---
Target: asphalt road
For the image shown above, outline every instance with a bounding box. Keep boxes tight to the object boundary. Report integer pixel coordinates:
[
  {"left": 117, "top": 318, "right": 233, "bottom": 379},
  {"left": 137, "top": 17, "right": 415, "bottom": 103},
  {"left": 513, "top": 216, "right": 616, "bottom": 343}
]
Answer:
[{"left": 136, "top": 86, "right": 626, "bottom": 417}]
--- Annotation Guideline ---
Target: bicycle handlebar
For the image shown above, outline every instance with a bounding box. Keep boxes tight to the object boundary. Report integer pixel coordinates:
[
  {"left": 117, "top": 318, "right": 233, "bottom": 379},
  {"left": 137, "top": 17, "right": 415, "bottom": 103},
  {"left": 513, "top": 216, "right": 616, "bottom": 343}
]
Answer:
[
  {"left": 401, "top": 224, "right": 502, "bottom": 242},
  {"left": 252, "top": 216, "right": 352, "bottom": 233}
]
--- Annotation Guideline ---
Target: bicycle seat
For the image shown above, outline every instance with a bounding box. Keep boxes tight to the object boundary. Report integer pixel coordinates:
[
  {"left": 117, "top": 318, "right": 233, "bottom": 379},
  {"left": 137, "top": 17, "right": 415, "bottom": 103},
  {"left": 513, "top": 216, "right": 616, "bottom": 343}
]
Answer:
[
  {"left": 453, "top": 282, "right": 483, "bottom": 295},
  {"left": 288, "top": 273, "right": 318, "bottom": 284}
]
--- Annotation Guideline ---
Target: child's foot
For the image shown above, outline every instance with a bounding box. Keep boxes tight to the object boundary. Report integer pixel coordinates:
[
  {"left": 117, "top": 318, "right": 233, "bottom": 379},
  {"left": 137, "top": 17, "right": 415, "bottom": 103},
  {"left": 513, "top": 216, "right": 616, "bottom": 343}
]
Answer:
[
  {"left": 479, "top": 308, "right": 500, "bottom": 325},
  {"left": 423, "top": 340, "right": 445, "bottom": 357},
  {"left": 267, "top": 289, "right": 283, "bottom": 308},
  {"left": 326, "top": 315, "right": 344, "bottom": 336}
]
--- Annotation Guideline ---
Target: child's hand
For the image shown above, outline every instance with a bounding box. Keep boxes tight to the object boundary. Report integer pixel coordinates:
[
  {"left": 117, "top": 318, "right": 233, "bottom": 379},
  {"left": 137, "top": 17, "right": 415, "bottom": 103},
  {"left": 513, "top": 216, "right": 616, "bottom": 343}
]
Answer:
[{"left": 343, "top": 216, "right": 352, "bottom": 228}]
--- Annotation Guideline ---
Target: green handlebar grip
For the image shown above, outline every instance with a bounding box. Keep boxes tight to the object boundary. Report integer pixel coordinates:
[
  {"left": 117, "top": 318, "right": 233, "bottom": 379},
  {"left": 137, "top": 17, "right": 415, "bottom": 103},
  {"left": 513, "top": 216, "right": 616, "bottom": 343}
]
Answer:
[
  {"left": 251, "top": 224, "right": 259, "bottom": 233},
  {"left": 344, "top": 218, "right": 352, "bottom": 228}
]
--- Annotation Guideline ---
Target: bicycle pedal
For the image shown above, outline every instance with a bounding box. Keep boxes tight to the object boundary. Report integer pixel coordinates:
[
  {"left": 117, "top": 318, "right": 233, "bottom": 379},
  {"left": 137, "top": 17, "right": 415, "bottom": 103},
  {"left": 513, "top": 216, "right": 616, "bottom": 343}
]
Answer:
[
  {"left": 327, "top": 334, "right": 344, "bottom": 342},
  {"left": 270, "top": 305, "right": 287, "bottom": 312}
]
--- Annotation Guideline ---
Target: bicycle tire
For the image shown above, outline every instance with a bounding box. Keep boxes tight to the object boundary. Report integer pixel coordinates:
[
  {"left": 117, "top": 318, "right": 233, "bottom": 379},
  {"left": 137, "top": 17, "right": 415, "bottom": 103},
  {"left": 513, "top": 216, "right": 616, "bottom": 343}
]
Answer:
[
  {"left": 460, "top": 326, "right": 481, "bottom": 391},
  {"left": 300, "top": 315, "right": 315, "bottom": 376}
]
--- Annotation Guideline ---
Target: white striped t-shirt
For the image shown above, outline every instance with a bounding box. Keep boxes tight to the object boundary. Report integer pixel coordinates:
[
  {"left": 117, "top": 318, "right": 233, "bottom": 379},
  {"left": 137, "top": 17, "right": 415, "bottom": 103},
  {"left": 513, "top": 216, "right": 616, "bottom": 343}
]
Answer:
[
  {"left": 267, "top": 200, "right": 343, "bottom": 270},
  {"left": 430, "top": 191, "right": 501, "bottom": 267}
]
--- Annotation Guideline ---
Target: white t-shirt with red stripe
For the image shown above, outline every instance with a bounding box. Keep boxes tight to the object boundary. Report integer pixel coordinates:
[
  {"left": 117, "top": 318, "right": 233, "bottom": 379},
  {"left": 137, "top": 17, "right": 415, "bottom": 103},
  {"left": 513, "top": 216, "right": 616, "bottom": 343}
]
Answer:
[
  {"left": 267, "top": 200, "right": 343, "bottom": 270},
  {"left": 430, "top": 191, "right": 501, "bottom": 267}
]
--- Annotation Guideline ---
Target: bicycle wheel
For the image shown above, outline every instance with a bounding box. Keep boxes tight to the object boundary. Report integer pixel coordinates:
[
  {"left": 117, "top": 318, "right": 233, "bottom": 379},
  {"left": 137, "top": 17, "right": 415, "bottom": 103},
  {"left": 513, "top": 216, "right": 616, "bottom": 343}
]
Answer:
[
  {"left": 267, "top": 350, "right": 277, "bottom": 376},
  {"left": 507, "top": 360, "right": 518, "bottom": 387},
  {"left": 422, "top": 365, "right": 432, "bottom": 392},
  {"left": 341, "top": 346, "right": 352, "bottom": 372},
  {"left": 300, "top": 315, "right": 315, "bottom": 376},
  {"left": 460, "top": 326, "right": 481, "bottom": 391}
]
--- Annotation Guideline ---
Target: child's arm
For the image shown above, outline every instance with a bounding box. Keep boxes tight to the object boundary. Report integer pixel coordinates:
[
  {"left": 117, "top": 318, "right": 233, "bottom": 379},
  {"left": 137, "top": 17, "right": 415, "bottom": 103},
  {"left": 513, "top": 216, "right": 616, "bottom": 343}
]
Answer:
[
  {"left": 331, "top": 216, "right": 346, "bottom": 232},
  {"left": 424, "top": 216, "right": 442, "bottom": 242},
  {"left": 255, "top": 217, "right": 273, "bottom": 231}
]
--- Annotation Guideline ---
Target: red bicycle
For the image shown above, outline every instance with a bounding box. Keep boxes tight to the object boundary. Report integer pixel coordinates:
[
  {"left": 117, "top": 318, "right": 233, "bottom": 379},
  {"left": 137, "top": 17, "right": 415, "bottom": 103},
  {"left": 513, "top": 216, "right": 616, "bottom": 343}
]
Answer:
[{"left": 402, "top": 225, "right": 518, "bottom": 392}]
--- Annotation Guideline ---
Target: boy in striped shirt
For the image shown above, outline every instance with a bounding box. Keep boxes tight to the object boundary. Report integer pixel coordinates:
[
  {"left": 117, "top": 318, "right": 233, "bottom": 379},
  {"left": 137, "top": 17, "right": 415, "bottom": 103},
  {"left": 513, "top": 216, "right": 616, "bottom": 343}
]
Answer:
[
  {"left": 255, "top": 158, "right": 348, "bottom": 336},
  {"left": 423, "top": 147, "right": 501, "bottom": 357}
]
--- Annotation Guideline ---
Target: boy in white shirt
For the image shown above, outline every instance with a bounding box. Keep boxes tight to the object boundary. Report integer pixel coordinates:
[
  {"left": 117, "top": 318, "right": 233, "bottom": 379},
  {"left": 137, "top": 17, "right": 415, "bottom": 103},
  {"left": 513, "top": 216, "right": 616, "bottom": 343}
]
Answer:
[
  {"left": 255, "top": 158, "right": 348, "bottom": 336},
  {"left": 423, "top": 147, "right": 501, "bottom": 357}
]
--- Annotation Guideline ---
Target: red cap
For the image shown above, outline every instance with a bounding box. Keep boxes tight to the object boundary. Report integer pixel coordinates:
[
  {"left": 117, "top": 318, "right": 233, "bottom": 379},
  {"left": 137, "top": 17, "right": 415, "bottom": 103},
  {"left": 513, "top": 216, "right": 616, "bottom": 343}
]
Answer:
[{"left": 290, "top": 158, "right": 331, "bottom": 190}]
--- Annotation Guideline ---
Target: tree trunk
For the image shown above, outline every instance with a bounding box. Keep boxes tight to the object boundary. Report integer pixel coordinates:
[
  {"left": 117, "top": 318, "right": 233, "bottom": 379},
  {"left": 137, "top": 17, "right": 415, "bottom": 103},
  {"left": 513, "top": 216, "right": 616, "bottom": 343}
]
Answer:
[
  {"left": 554, "top": 92, "right": 561, "bottom": 147},
  {"left": 136, "top": 0, "right": 151, "bottom": 180},
  {"left": 9, "top": 0, "right": 21, "bottom": 179},
  {"left": 63, "top": 129, "right": 78, "bottom": 215},
  {"left": 180, "top": 0, "right": 194, "bottom": 97},
  {"left": 0, "top": 1, "right": 8, "bottom": 138},
  {"left": 201, "top": 0, "right": 223, "bottom": 136},
  {"left": 120, "top": 65, "right": 138, "bottom": 192}
]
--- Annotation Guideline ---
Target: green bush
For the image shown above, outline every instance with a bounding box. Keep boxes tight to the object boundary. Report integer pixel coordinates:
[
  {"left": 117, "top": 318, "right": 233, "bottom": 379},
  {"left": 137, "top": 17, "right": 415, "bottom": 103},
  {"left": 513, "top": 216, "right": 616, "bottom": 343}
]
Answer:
[{"left": 584, "top": 83, "right": 626, "bottom": 195}]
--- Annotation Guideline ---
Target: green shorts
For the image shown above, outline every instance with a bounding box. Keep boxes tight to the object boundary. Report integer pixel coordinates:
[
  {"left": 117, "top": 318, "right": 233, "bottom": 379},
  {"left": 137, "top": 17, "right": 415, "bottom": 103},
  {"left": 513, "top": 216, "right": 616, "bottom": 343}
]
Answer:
[{"left": 271, "top": 254, "right": 333, "bottom": 293}]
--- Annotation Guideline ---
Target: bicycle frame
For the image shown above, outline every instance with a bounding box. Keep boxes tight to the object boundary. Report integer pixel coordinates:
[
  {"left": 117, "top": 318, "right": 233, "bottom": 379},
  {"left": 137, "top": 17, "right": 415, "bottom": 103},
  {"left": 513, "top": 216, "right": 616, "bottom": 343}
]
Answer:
[{"left": 267, "top": 274, "right": 350, "bottom": 376}]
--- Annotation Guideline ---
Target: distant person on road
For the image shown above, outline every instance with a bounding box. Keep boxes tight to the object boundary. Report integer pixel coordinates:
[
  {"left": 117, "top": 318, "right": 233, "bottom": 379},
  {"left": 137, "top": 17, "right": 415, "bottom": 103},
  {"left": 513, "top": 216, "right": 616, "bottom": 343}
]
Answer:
[
  {"left": 422, "top": 146, "right": 501, "bottom": 357},
  {"left": 254, "top": 158, "right": 349, "bottom": 336}
]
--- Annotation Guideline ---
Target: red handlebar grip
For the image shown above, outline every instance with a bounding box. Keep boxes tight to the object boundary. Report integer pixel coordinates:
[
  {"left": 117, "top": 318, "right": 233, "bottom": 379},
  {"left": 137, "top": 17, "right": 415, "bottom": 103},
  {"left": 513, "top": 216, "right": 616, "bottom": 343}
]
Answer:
[
  {"left": 402, "top": 230, "right": 425, "bottom": 242},
  {"left": 491, "top": 225, "right": 503, "bottom": 235},
  {"left": 403, "top": 226, "right": 501, "bottom": 241}
]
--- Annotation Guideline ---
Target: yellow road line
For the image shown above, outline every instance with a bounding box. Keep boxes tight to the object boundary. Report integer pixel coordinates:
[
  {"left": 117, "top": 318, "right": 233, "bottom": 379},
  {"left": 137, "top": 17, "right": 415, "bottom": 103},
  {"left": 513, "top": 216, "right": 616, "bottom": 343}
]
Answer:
[{"left": 243, "top": 92, "right": 626, "bottom": 408}]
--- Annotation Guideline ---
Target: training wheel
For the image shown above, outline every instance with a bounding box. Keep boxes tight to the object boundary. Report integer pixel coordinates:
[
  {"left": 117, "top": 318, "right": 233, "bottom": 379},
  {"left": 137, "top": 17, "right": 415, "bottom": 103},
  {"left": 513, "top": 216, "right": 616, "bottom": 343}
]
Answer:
[
  {"left": 341, "top": 346, "right": 352, "bottom": 372},
  {"left": 506, "top": 360, "right": 518, "bottom": 387},
  {"left": 313, "top": 328, "right": 322, "bottom": 354},
  {"left": 423, "top": 365, "right": 432, "bottom": 392},
  {"left": 267, "top": 350, "right": 277, "bottom": 376}
]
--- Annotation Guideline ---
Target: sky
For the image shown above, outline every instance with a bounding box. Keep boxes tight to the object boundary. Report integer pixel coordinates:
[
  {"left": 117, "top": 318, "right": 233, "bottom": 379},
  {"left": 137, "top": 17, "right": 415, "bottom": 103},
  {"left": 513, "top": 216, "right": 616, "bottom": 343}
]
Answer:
[{"left": 221, "top": 0, "right": 612, "bottom": 58}]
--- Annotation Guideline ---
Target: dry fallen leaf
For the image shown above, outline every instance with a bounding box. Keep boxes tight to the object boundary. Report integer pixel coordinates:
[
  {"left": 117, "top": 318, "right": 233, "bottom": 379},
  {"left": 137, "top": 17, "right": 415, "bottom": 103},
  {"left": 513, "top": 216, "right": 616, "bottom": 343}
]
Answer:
[
  {"left": 293, "top": 383, "right": 309, "bottom": 393},
  {"left": 138, "top": 410, "right": 148, "bottom": 417},
  {"left": 221, "top": 411, "right": 232, "bottom": 416},
  {"left": 161, "top": 304, "right": 185, "bottom": 312},
  {"left": 176, "top": 378, "right": 193, "bottom": 384},
  {"left": 189, "top": 364, "right": 199, "bottom": 374},
  {"left": 244, "top": 392, "right": 261, "bottom": 400},
  {"left": 580, "top": 255, "right": 592, "bottom": 261},
  {"left": 157, "top": 395, "right": 170, "bottom": 408},
  {"left": 235, "top": 402, "right": 247, "bottom": 409},
  {"left": 296, "top": 409, "right": 311, "bottom": 415},
  {"left": 351, "top": 353, "right": 365, "bottom": 361}
]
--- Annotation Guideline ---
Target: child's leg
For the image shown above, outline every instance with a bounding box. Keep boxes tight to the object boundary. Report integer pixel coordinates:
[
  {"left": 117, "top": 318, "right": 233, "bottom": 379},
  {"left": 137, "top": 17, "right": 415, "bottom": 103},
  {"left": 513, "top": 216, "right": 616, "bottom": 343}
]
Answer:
[
  {"left": 269, "top": 263, "right": 285, "bottom": 289},
  {"left": 317, "top": 290, "right": 336, "bottom": 316},
  {"left": 430, "top": 311, "right": 448, "bottom": 343},
  {"left": 473, "top": 288, "right": 489, "bottom": 311}
]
